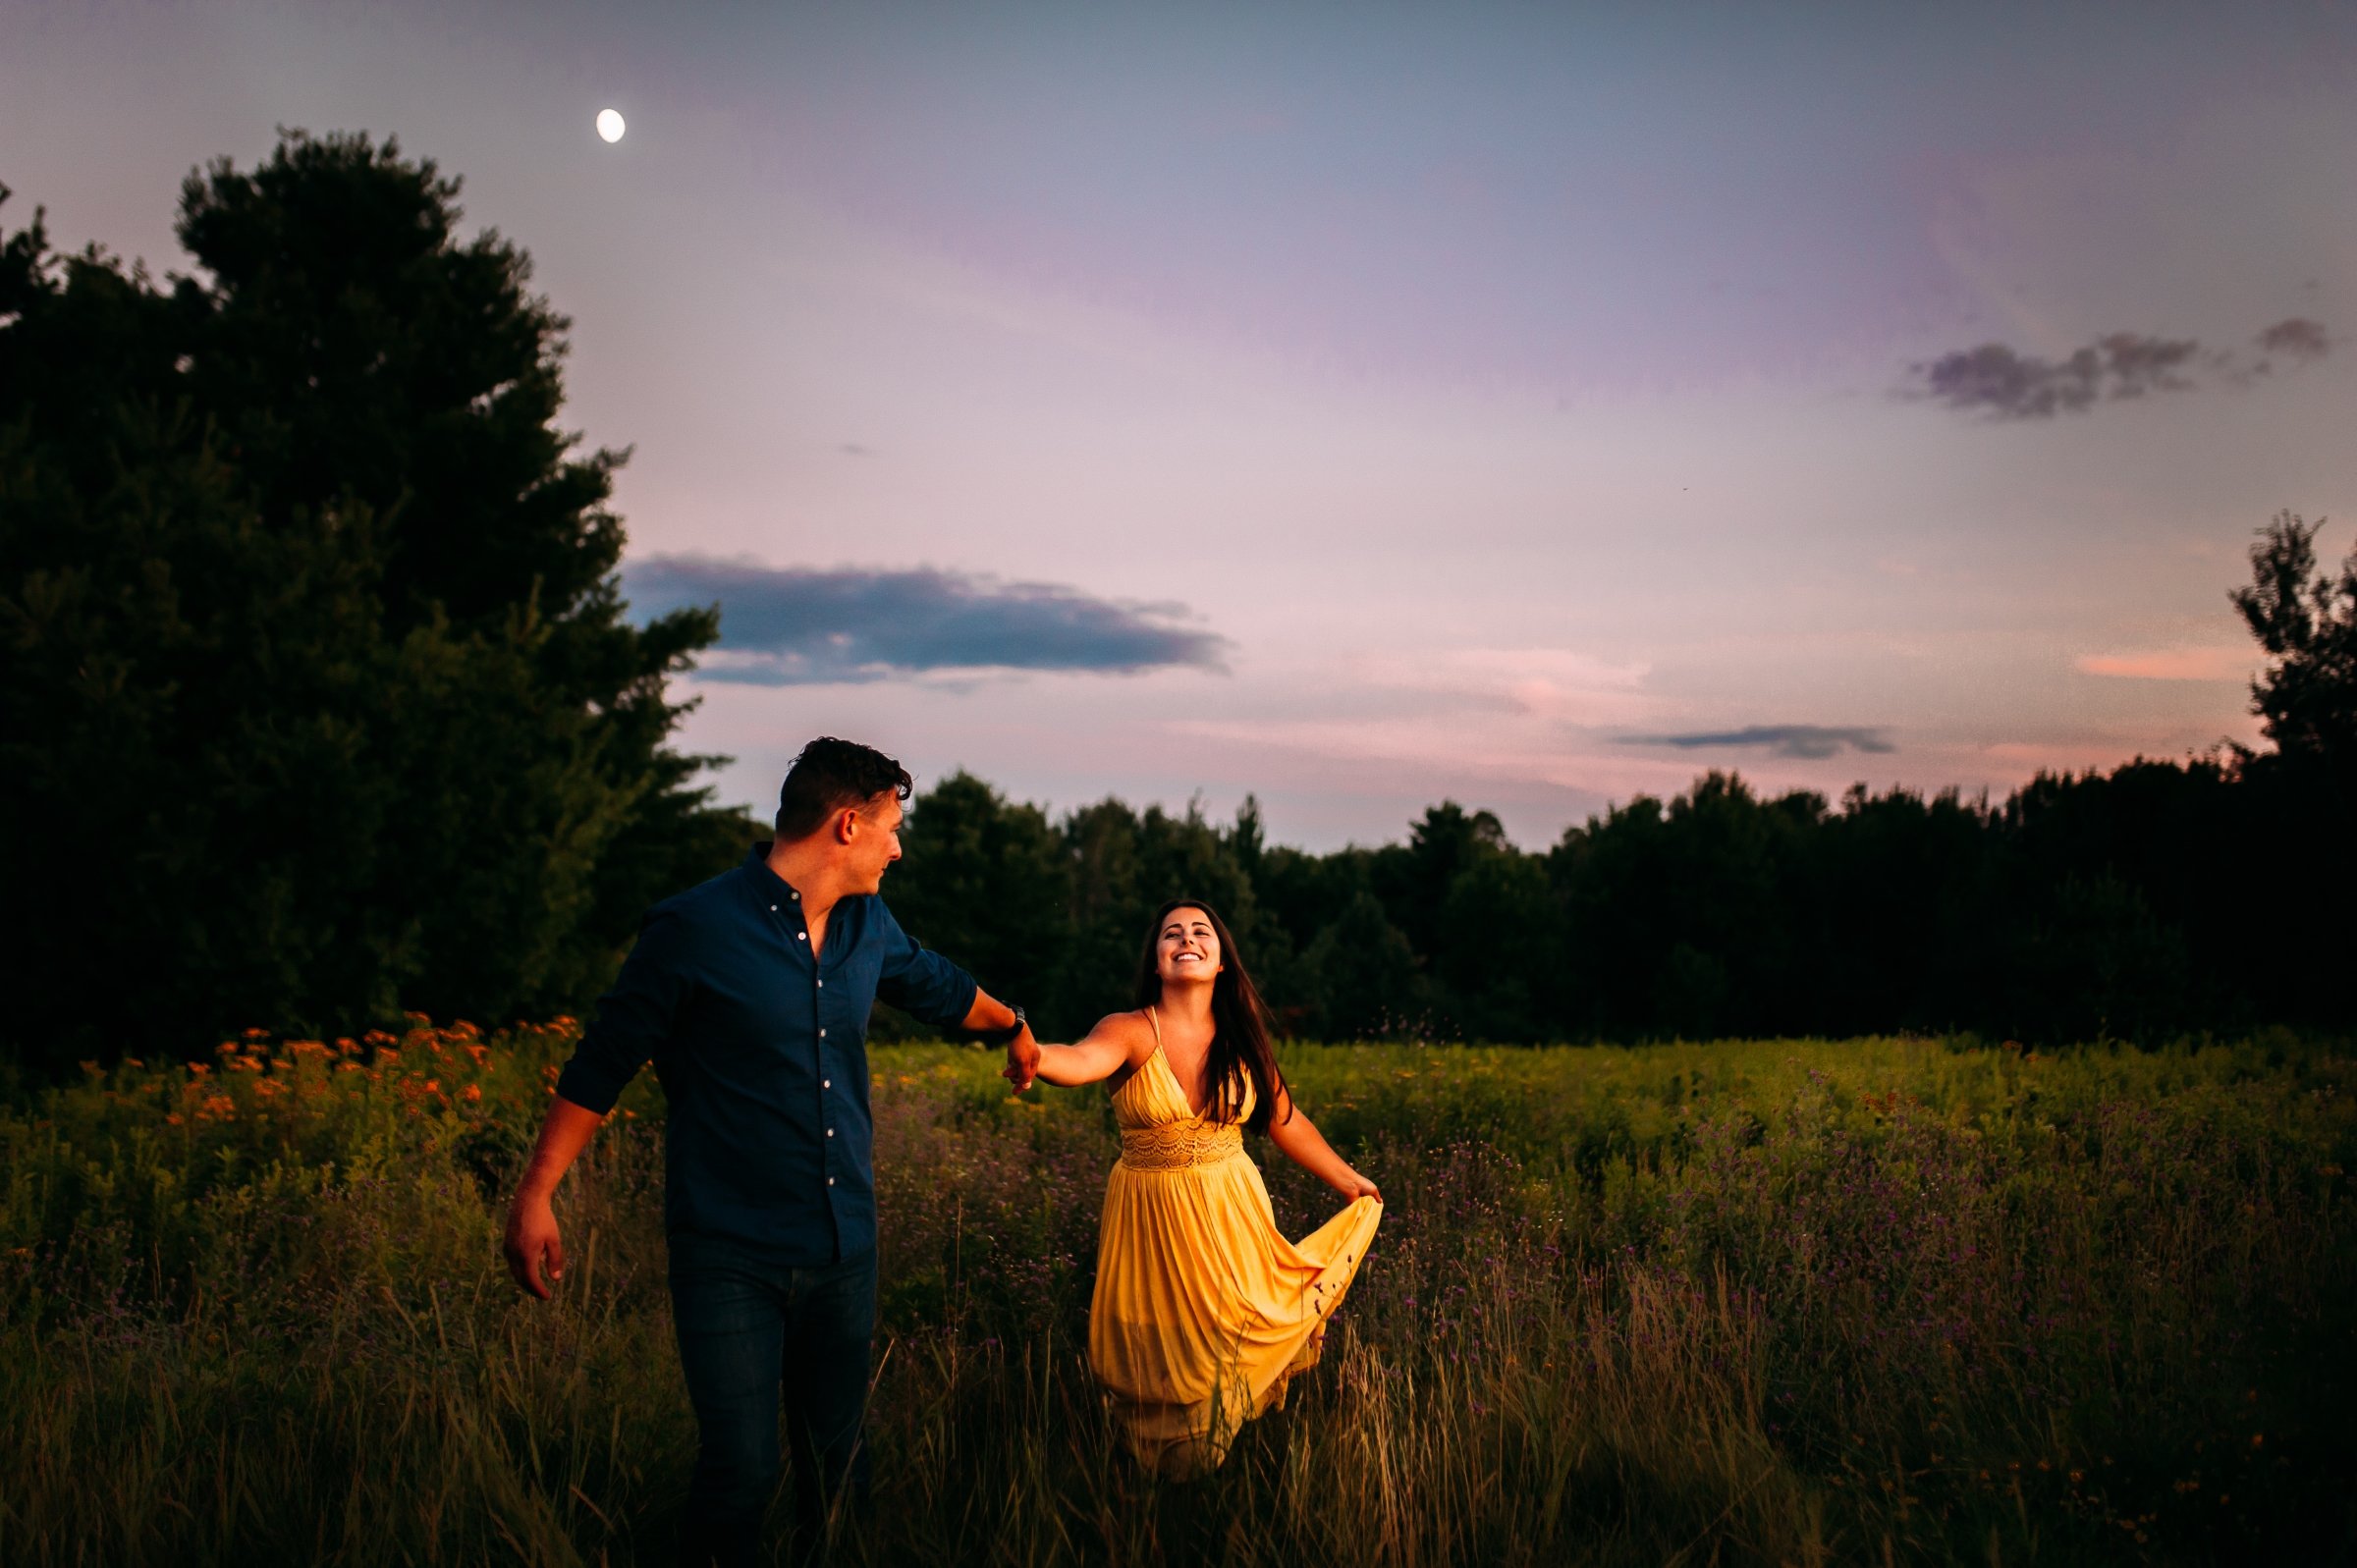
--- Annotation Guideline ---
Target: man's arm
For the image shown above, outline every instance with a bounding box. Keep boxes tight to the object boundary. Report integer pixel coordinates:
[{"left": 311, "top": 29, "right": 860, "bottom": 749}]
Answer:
[
  {"left": 503, "top": 907, "right": 689, "bottom": 1299},
  {"left": 960, "top": 989, "right": 1042, "bottom": 1091},
  {"left": 873, "top": 900, "right": 1039, "bottom": 1088},
  {"left": 503, "top": 1095, "right": 605, "bottom": 1299}
]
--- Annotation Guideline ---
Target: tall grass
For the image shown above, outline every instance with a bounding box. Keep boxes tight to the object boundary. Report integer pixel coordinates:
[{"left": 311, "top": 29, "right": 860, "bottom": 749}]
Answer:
[{"left": 3, "top": 1023, "right": 2351, "bottom": 1564}]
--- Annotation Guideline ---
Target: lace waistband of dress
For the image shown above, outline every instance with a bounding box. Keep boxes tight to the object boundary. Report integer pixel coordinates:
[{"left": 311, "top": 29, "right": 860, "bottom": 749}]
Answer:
[{"left": 1120, "top": 1121, "right": 1245, "bottom": 1172}]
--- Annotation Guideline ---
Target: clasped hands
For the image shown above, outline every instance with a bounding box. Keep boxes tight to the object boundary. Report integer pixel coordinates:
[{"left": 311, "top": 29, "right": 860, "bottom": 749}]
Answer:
[{"left": 1002, "top": 1023, "right": 1042, "bottom": 1094}]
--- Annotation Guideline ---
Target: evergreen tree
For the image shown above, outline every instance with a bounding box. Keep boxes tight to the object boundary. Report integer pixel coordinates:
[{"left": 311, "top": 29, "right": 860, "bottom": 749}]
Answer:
[
  {"left": 0, "top": 136, "right": 739, "bottom": 1072},
  {"left": 2230, "top": 512, "right": 2357, "bottom": 769}
]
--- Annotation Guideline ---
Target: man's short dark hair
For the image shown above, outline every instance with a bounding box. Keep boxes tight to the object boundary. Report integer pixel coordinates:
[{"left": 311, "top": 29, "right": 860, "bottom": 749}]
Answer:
[{"left": 775, "top": 737, "right": 914, "bottom": 840}]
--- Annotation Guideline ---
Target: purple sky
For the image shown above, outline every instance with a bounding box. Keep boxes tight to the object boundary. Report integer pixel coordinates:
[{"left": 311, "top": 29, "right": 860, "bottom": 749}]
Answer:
[{"left": 9, "top": 1, "right": 2355, "bottom": 847}]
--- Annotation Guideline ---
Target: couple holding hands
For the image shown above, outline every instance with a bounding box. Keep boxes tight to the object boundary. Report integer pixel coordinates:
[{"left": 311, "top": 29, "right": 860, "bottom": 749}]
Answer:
[{"left": 503, "top": 737, "right": 1382, "bottom": 1566}]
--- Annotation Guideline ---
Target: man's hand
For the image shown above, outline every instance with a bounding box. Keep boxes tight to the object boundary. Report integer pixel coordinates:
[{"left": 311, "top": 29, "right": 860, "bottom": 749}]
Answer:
[
  {"left": 504, "top": 1191, "right": 566, "bottom": 1300},
  {"left": 1003, "top": 1023, "right": 1042, "bottom": 1094},
  {"left": 501, "top": 1095, "right": 603, "bottom": 1298}
]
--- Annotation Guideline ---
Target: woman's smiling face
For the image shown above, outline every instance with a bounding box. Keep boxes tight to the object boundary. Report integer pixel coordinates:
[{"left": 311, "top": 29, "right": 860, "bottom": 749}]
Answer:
[{"left": 1156, "top": 906, "right": 1223, "bottom": 989}]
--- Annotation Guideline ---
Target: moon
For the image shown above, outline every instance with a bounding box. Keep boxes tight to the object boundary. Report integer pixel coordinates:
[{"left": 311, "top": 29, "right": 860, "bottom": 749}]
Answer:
[{"left": 595, "top": 109, "right": 626, "bottom": 143}]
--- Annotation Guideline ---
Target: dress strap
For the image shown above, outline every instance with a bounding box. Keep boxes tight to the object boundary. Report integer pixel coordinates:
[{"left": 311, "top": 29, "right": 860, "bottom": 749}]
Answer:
[{"left": 1145, "top": 1004, "right": 1160, "bottom": 1045}]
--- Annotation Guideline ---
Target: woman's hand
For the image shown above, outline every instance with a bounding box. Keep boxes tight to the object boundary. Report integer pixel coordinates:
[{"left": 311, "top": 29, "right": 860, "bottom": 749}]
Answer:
[{"left": 1330, "top": 1169, "right": 1382, "bottom": 1205}]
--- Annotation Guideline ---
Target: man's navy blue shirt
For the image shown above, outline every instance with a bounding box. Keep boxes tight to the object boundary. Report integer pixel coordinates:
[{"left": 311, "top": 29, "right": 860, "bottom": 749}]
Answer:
[{"left": 555, "top": 845, "right": 978, "bottom": 1262}]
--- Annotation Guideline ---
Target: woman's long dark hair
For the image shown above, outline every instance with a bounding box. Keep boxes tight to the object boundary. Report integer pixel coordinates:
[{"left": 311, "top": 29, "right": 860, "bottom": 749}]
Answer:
[{"left": 1131, "top": 897, "right": 1290, "bottom": 1132}]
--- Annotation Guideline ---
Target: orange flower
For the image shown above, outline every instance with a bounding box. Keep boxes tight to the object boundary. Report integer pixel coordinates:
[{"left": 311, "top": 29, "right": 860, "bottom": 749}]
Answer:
[{"left": 461, "top": 1084, "right": 482, "bottom": 1103}]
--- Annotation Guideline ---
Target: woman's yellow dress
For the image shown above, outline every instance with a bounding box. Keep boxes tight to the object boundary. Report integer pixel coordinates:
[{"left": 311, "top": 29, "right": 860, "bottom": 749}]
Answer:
[{"left": 1087, "top": 1009, "right": 1383, "bottom": 1477}]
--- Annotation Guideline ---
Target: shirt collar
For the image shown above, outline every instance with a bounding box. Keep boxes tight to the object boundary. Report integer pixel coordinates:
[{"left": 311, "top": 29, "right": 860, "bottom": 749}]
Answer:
[{"left": 742, "top": 842, "right": 804, "bottom": 903}]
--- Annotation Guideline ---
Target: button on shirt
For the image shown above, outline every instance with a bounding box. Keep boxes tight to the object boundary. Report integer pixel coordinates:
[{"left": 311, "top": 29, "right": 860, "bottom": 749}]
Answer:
[{"left": 555, "top": 845, "right": 979, "bottom": 1262}]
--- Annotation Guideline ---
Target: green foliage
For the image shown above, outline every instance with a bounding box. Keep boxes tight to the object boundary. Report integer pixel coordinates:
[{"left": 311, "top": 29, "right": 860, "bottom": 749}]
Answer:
[
  {"left": 0, "top": 138, "right": 751, "bottom": 1074},
  {"left": 4, "top": 1026, "right": 2351, "bottom": 1563},
  {"left": 2230, "top": 511, "right": 2357, "bottom": 768}
]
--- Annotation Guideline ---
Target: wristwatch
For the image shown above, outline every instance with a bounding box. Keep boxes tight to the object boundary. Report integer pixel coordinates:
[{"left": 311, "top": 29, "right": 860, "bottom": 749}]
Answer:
[{"left": 986, "top": 1004, "right": 1027, "bottom": 1046}]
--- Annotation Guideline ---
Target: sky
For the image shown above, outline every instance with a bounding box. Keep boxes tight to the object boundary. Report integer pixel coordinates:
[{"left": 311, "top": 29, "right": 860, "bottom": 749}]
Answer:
[{"left": 8, "top": 0, "right": 2354, "bottom": 848}]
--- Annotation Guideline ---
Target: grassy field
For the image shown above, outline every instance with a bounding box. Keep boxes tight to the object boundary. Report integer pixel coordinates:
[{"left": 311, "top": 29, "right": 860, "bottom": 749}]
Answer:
[{"left": 3, "top": 1021, "right": 2352, "bottom": 1565}]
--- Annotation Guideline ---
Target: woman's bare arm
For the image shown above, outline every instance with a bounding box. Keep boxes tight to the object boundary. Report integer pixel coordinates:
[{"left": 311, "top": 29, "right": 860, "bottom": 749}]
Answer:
[
  {"left": 1030, "top": 1011, "right": 1153, "bottom": 1088},
  {"left": 1265, "top": 1087, "right": 1381, "bottom": 1203}
]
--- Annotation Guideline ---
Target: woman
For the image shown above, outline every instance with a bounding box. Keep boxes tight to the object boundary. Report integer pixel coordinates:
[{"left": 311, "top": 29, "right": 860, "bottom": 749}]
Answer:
[{"left": 1023, "top": 898, "right": 1383, "bottom": 1477}]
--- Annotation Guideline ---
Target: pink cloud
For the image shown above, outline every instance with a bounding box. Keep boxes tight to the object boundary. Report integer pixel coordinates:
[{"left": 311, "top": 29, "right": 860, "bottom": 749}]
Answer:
[{"left": 2075, "top": 646, "right": 2250, "bottom": 681}]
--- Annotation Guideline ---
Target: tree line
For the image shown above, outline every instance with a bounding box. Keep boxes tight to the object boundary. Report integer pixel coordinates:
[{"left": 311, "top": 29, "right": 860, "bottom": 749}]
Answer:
[
  {"left": 3, "top": 134, "right": 2348, "bottom": 1075},
  {"left": 886, "top": 725, "right": 2349, "bottom": 1047}
]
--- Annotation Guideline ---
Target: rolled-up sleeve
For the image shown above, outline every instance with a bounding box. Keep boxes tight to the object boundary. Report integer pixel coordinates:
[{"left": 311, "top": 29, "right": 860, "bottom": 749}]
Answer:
[
  {"left": 873, "top": 899, "right": 979, "bottom": 1029},
  {"left": 556, "top": 906, "right": 693, "bottom": 1113}
]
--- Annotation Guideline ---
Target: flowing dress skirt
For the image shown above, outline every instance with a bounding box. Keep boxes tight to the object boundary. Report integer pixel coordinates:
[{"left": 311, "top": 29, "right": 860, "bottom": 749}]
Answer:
[{"left": 1086, "top": 1044, "right": 1382, "bottom": 1477}]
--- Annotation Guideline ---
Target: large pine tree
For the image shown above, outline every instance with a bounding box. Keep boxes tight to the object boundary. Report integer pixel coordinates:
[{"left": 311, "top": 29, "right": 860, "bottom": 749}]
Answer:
[{"left": 0, "top": 134, "right": 748, "bottom": 1072}]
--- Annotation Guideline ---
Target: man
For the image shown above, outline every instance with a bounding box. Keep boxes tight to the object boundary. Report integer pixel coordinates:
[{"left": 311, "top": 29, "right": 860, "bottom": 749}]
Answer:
[{"left": 503, "top": 737, "right": 1038, "bottom": 1567}]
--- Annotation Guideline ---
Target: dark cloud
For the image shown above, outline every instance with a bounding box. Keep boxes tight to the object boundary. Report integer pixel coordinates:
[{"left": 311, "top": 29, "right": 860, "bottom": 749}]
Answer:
[
  {"left": 625, "top": 556, "right": 1231, "bottom": 685},
  {"left": 1913, "top": 333, "right": 2199, "bottom": 418},
  {"left": 1632, "top": 725, "right": 1895, "bottom": 761},
  {"left": 1909, "top": 319, "right": 2330, "bottom": 419},
  {"left": 2255, "top": 317, "right": 2330, "bottom": 361}
]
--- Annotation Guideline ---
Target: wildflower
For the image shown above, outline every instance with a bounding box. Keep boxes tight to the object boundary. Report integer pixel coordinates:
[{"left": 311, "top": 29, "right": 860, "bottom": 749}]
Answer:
[
  {"left": 187, "top": 1062, "right": 210, "bottom": 1077},
  {"left": 462, "top": 1084, "right": 482, "bottom": 1103},
  {"left": 165, "top": 1113, "right": 183, "bottom": 1125},
  {"left": 124, "top": 1056, "right": 144, "bottom": 1069}
]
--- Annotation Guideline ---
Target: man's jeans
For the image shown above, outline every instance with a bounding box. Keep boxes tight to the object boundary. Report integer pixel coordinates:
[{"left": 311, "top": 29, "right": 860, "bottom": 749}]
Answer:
[{"left": 667, "top": 1232, "right": 878, "bottom": 1568}]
